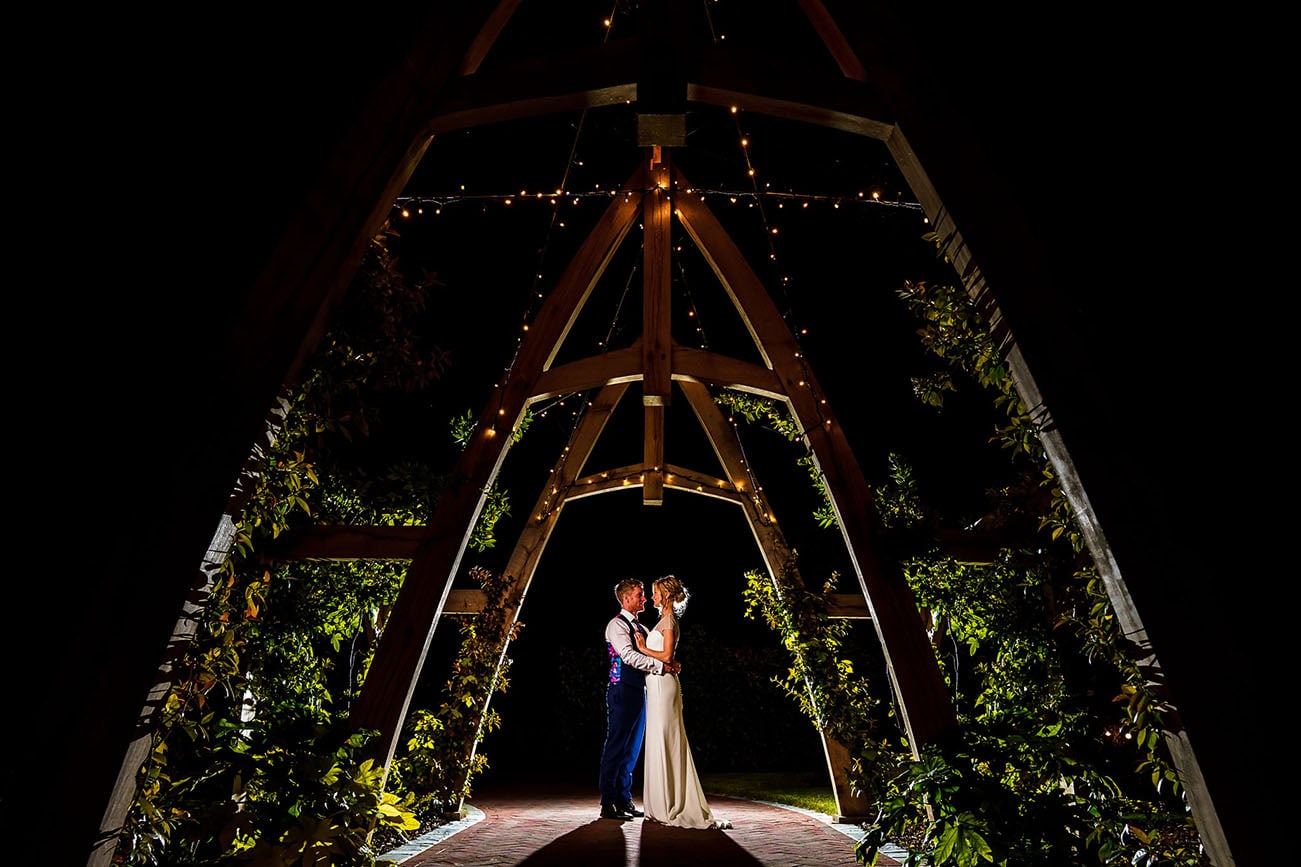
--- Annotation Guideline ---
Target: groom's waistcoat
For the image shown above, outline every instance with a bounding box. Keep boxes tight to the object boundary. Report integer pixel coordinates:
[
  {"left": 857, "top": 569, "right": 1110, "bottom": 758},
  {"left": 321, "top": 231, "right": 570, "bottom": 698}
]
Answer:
[{"left": 607, "top": 616, "right": 646, "bottom": 688}]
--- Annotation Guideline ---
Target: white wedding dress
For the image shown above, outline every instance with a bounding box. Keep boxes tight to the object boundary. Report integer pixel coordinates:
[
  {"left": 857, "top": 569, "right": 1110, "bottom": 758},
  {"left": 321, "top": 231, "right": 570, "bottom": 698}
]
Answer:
[{"left": 642, "top": 614, "right": 731, "bottom": 829}]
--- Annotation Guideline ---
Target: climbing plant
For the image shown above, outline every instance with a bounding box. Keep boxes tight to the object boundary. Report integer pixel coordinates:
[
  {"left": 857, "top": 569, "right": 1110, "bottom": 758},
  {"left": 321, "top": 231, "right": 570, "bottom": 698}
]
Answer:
[
  {"left": 113, "top": 224, "right": 519, "bottom": 867},
  {"left": 741, "top": 562, "right": 904, "bottom": 806},
  {"left": 855, "top": 281, "right": 1205, "bottom": 866},
  {"left": 723, "top": 278, "right": 1207, "bottom": 866},
  {"left": 391, "top": 564, "right": 521, "bottom": 822}
]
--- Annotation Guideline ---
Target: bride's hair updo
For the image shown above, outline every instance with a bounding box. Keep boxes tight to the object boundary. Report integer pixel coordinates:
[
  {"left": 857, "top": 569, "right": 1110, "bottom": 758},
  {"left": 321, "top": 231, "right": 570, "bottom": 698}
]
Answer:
[{"left": 654, "top": 574, "right": 690, "bottom": 616}]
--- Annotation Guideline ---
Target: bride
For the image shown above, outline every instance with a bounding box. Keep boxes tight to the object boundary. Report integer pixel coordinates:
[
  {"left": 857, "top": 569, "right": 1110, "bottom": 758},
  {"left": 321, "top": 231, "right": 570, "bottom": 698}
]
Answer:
[{"left": 633, "top": 575, "right": 731, "bottom": 830}]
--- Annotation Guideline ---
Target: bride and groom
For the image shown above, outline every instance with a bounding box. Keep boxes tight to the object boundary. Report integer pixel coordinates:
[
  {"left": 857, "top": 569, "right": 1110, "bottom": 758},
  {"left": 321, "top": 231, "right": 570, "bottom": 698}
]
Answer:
[{"left": 598, "top": 575, "right": 730, "bottom": 829}]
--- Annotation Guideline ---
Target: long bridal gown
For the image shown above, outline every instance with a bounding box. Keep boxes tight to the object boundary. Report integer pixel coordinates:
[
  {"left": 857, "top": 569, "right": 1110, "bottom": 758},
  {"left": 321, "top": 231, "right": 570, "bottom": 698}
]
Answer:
[{"left": 642, "top": 614, "right": 730, "bottom": 829}]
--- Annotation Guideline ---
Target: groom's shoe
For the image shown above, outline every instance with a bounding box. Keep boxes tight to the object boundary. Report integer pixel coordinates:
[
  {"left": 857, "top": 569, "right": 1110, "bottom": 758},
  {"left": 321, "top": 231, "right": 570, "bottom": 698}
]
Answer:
[
  {"left": 619, "top": 803, "right": 645, "bottom": 818},
  {"left": 600, "top": 804, "right": 634, "bottom": 820}
]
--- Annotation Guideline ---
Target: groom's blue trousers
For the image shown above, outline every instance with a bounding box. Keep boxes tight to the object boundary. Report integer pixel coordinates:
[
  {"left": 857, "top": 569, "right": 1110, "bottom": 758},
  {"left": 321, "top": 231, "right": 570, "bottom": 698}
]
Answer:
[{"left": 599, "top": 679, "right": 647, "bottom": 807}]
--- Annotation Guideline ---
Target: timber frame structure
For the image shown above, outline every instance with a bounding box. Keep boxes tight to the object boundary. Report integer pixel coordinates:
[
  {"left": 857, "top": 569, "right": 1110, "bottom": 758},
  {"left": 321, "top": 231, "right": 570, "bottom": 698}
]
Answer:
[
  {"left": 273, "top": 150, "right": 955, "bottom": 822},
  {"left": 29, "top": 4, "right": 1267, "bottom": 867}
]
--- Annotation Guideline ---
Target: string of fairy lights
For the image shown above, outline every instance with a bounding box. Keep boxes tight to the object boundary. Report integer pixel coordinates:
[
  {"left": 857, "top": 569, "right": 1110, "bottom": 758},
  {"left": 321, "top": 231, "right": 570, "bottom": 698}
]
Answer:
[
  {"left": 391, "top": 135, "right": 927, "bottom": 524},
  {"left": 388, "top": 5, "right": 932, "bottom": 527},
  {"left": 393, "top": 185, "right": 920, "bottom": 215}
]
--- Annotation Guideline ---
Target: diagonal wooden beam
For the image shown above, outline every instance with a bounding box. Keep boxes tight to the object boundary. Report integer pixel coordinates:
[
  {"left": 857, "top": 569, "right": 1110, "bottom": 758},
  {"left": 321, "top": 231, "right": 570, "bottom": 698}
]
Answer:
[
  {"left": 673, "top": 171, "right": 956, "bottom": 752},
  {"left": 677, "top": 378, "right": 872, "bottom": 821},
  {"left": 795, "top": 0, "right": 868, "bottom": 81},
  {"left": 669, "top": 344, "right": 785, "bottom": 397},
  {"left": 457, "top": 0, "right": 525, "bottom": 76},
  {"left": 453, "top": 382, "right": 632, "bottom": 803},
  {"left": 677, "top": 380, "right": 781, "bottom": 565},
  {"left": 349, "top": 165, "right": 648, "bottom": 768},
  {"left": 531, "top": 343, "right": 643, "bottom": 399}
]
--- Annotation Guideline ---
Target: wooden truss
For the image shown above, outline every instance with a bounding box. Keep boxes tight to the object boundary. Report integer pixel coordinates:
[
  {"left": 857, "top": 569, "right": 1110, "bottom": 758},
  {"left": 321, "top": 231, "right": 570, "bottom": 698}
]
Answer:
[{"left": 280, "top": 149, "right": 954, "bottom": 820}]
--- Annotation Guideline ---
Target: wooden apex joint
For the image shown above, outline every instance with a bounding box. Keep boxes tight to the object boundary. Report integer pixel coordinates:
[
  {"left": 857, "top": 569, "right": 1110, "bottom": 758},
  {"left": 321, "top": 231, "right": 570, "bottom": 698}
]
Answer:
[{"left": 637, "top": 113, "right": 686, "bottom": 147}]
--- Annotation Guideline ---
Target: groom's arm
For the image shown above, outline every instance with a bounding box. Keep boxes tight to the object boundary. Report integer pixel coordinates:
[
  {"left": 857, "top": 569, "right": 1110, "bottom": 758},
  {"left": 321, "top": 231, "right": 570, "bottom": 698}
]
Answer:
[{"left": 605, "top": 618, "right": 663, "bottom": 675}]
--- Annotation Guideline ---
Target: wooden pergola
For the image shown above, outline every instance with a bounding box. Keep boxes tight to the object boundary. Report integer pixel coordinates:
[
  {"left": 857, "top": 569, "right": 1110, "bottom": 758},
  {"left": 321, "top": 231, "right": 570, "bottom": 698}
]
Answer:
[
  {"left": 269, "top": 149, "right": 953, "bottom": 821},
  {"left": 47, "top": 5, "right": 1257, "bottom": 867}
]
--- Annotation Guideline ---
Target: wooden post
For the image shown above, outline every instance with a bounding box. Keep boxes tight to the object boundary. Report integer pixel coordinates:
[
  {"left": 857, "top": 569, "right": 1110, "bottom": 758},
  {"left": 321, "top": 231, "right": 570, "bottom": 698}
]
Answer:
[{"left": 642, "top": 150, "right": 673, "bottom": 505}]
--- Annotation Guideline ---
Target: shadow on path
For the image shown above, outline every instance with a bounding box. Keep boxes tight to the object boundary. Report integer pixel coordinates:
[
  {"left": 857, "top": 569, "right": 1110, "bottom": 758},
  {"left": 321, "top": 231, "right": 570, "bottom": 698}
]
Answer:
[
  {"left": 638, "top": 820, "right": 763, "bottom": 866},
  {"left": 394, "top": 781, "right": 887, "bottom": 866},
  {"left": 515, "top": 819, "right": 632, "bottom": 866}
]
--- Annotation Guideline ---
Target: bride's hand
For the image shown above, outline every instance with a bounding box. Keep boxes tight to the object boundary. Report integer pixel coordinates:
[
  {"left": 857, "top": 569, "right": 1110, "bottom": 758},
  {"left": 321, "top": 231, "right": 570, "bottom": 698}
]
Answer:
[{"left": 634, "top": 632, "right": 647, "bottom": 649}]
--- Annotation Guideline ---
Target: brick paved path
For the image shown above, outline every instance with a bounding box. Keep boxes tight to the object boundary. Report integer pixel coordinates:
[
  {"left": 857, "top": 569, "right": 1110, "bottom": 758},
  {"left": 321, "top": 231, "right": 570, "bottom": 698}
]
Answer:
[{"left": 385, "top": 781, "right": 901, "bottom": 866}]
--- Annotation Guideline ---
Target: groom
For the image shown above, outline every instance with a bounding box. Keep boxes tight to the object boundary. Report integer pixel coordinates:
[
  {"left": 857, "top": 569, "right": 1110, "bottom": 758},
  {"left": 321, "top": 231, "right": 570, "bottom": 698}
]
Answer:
[{"left": 598, "top": 578, "right": 680, "bottom": 820}]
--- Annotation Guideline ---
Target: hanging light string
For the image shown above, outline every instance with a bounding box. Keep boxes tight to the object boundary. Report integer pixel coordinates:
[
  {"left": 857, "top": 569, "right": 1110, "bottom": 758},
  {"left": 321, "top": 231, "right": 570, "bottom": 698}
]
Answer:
[
  {"left": 392, "top": 3, "right": 892, "bottom": 529},
  {"left": 727, "top": 407, "right": 775, "bottom": 526},
  {"left": 393, "top": 185, "right": 920, "bottom": 214},
  {"left": 522, "top": 0, "right": 626, "bottom": 328},
  {"left": 473, "top": 0, "right": 639, "bottom": 441},
  {"left": 713, "top": 104, "right": 854, "bottom": 510},
  {"left": 729, "top": 106, "right": 831, "bottom": 439},
  {"left": 673, "top": 227, "right": 710, "bottom": 352},
  {"left": 529, "top": 244, "right": 643, "bottom": 520},
  {"left": 400, "top": 7, "right": 919, "bottom": 492}
]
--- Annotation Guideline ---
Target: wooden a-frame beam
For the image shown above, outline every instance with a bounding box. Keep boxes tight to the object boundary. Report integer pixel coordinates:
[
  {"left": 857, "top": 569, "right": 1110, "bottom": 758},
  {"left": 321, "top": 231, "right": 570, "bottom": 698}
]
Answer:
[
  {"left": 795, "top": 0, "right": 868, "bottom": 81},
  {"left": 451, "top": 381, "right": 633, "bottom": 804},
  {"left": 456, "top": 0, "right": 524, "bottom": 77},
  {"left": 330, "top": 149, "right": 943, "bottom": 810},
  {"left": 319, "top": 154, "right": 937, "bottom": 783},
  {"left": 677, "top": 378, "right": 871, "bottom": 821},
  {"left": 264, "top": 148, "right": 922, "bottom": 821},
  {"left": 348, "top": 166, "right": 648, "bottom": 769},
  {"left": 673, "top": 168, "right": 956, "bottom": 751}
]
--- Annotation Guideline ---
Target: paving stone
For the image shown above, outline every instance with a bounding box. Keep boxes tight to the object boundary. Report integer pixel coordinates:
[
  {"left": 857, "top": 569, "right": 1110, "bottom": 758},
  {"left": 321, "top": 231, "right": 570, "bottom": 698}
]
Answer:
[{"left": 383, "top": 781, "right": 903, "bottom": 866}]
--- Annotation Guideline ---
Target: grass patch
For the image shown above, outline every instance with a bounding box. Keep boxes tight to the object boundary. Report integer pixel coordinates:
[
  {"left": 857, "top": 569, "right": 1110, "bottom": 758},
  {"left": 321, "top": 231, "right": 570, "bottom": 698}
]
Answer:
[{"left": 700, "top": 771, "right": 838, "bottom": 816}]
